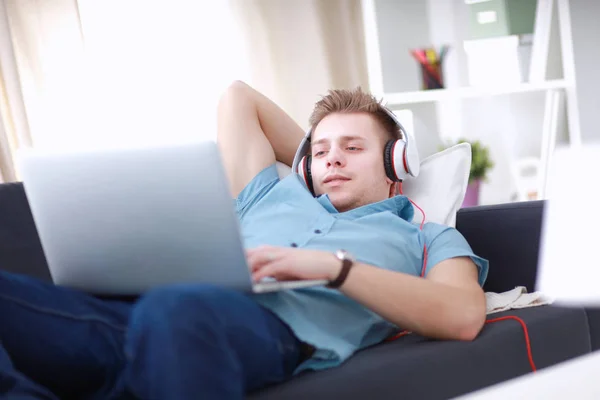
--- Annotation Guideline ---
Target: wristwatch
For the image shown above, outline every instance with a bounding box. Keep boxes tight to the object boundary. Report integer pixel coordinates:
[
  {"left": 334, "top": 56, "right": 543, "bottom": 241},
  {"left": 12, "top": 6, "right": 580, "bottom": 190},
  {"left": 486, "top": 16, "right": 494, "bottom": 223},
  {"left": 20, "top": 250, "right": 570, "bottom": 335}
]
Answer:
[{"left": 327, "top": 249, "right": 355, "bottom": 289}]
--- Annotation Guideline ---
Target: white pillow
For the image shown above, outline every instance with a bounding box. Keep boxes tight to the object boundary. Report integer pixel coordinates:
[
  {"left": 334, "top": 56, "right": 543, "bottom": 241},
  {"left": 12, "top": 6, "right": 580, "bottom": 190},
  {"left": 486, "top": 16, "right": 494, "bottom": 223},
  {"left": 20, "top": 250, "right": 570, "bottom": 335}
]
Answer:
[
  {"left": 402, "top": 143, "right": 471, "bottom": 227},
  {"left": 275, "top": 142, "right": 471, "bottom": 227}
]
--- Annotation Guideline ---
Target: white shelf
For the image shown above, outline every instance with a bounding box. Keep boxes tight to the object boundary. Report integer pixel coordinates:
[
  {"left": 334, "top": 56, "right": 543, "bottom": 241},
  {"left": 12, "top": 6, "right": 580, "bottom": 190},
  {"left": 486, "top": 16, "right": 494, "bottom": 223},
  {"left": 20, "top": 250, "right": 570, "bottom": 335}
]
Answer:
[{"left": 384, "top": 79, "right": 569, "bottom": 107}]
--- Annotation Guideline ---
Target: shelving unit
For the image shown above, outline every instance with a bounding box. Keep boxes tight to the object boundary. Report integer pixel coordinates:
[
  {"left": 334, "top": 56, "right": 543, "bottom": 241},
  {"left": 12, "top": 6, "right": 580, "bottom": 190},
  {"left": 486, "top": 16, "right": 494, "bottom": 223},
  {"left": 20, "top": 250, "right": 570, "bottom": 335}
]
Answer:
[
  {"left": 384, "top": 79, "right": 568, "bottom": 107},
  {"left": 361, "top": 0, "right": 580, "bottom": 205}
]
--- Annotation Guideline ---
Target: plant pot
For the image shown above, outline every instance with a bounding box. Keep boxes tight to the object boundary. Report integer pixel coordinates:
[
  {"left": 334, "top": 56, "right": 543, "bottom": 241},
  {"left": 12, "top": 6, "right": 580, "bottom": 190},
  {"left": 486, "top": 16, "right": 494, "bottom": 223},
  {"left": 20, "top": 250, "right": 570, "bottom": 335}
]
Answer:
[{"left": 462, "top": 179, "right": 481, "bottom": 208}]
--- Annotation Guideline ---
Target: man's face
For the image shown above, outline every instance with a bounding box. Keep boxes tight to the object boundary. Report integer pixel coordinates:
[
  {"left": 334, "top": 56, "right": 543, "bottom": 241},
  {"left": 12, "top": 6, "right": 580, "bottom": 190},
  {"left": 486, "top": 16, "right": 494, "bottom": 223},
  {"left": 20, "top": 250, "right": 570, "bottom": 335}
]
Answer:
[{"left": 310, "top": 112, "right": 395, "bottom": 212}]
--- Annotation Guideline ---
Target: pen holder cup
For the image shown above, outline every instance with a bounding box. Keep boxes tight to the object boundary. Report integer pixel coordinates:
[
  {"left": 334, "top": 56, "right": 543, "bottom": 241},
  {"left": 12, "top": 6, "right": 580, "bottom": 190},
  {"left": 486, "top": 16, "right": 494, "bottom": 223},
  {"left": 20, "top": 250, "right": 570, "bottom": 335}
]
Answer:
[{"left": 419, "top": 62, "right": 445, "bottom": 90}]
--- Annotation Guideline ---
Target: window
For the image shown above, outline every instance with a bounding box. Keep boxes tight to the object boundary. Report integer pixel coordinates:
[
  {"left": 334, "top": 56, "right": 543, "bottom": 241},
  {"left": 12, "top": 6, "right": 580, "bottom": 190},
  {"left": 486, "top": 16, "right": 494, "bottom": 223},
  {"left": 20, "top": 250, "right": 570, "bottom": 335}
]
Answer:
[{"left": 65, "top": 0, "right": 250, "bottom": 149}]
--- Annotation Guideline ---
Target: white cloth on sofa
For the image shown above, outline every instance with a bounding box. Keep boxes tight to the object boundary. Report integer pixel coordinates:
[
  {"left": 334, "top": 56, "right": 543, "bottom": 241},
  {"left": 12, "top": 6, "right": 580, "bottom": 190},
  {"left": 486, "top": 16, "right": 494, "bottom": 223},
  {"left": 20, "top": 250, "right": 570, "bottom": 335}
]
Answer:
[{"left": 485, "top": 286, "right": 554, "bottom": 315}]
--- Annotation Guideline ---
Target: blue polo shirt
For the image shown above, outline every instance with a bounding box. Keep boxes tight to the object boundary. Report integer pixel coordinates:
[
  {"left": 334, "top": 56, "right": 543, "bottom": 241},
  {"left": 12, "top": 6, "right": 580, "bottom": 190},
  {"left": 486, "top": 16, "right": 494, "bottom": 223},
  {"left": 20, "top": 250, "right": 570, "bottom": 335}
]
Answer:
[{"left": 235, "top": 164, "right": 488, "bottom": 373}]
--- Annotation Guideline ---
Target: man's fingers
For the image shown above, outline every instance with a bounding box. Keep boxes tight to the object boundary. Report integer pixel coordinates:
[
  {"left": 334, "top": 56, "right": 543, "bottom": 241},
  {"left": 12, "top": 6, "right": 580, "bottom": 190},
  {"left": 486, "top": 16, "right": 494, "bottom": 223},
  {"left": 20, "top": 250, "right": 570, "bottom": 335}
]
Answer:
[
  {"left": 246, "top": 245, "right": 276, "bottom": 257},
  {"left": 247, "top": 247, "right": 281, "bottom": 272},
  {"left": 252, "top": 264, "right": 276, "bottom": 282},
  {"left": 252, "top": 261, "right": 294, "bottom": 282},
  {"left": 246, "top": 252, "right": 262, "bottom": 270}
]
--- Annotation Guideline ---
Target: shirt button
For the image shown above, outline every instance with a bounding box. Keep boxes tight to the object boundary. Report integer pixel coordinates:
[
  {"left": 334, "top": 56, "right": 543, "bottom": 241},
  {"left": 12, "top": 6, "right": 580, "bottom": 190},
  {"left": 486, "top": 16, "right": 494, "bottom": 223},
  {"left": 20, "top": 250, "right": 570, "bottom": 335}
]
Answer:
[
  {"left": 290, "top": 243, "right": 298, "bottom": 248},
  {"left": 314, "top": 229, "right": 322, "bottom": 234}
]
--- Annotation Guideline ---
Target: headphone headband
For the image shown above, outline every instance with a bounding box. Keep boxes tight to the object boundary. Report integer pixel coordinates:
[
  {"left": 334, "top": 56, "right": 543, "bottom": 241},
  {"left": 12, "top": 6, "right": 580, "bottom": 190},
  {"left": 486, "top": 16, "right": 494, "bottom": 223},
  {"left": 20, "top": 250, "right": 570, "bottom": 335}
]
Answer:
[{"left": 292, "top": 106, "right": 420, "bottom": 178}]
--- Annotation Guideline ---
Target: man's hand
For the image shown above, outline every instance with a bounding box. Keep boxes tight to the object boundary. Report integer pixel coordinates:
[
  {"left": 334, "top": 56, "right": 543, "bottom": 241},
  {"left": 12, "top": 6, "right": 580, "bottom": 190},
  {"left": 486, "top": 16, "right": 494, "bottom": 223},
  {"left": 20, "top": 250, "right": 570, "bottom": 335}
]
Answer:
[{"left": 247, "top": 245, "right": 341, "bottom": 283}]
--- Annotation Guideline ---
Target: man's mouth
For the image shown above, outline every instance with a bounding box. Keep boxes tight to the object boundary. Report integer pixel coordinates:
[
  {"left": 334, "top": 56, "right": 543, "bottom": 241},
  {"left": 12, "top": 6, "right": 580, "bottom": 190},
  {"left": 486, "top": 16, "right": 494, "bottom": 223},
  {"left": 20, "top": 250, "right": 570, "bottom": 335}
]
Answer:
[{"left": 323, "top": 175, "right": 351, "bottom": 185}]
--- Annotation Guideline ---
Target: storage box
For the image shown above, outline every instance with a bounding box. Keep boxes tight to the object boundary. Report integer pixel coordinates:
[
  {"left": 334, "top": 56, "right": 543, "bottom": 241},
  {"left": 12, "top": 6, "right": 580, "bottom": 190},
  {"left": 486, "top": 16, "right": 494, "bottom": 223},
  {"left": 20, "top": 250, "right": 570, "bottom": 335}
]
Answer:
[
  {"left": 466, "top": 0, "right": 537, "bottom": 40},
  {"left": 463, "top": 35, "right": 531, "bottom": 86}
]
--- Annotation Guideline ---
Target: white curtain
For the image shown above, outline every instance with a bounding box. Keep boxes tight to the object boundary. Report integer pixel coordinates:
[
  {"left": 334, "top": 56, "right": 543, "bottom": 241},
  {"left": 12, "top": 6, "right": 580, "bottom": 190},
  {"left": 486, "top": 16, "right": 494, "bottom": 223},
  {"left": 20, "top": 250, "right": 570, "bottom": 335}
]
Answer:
[
  {"left": 0, "top": 0, "right": 369, "bottom": 174},
  {"left": 230, "top": 0, "right": 369, "bottom": 129},
  {"left": 75, "top": 0, "right": 251, "bottom": 148},
  {"left": 0, "top": 0, "right": 39, "bottom": 182},
  {"left": 1, "top": 0, "right": 251, "bottom": 155},
  {"left": 3, "top": 0, "right": 83, "bottom": 150}
]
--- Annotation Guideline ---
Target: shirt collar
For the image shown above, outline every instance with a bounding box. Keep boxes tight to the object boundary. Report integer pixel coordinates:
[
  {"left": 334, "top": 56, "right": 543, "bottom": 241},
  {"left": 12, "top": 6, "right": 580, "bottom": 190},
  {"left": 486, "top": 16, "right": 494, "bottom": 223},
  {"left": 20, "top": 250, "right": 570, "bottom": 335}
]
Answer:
[{"left": 316, "top": 193, "right": 414, "bottom": 221}]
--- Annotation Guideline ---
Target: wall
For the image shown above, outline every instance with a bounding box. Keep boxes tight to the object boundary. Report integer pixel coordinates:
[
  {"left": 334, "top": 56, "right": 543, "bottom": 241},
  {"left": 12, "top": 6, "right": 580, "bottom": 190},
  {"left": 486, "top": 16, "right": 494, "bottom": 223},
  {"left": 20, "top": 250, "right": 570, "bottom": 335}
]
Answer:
[
  {"left": 569, "top": 0, "right": 600, "bottom": 143},
  {"left": 233, "top": 0, "right": 369, "bottom": 131},
  {"left": 374, "top": 0, "right": 429, "bottom": 93}
]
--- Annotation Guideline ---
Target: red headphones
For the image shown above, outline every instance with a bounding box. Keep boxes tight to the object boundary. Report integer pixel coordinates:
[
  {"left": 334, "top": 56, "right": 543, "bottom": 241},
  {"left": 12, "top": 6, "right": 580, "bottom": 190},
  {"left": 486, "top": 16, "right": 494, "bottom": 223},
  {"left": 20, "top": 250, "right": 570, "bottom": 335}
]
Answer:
[{"left": 291, "top": 107, "right": 420, "bottom": 194}]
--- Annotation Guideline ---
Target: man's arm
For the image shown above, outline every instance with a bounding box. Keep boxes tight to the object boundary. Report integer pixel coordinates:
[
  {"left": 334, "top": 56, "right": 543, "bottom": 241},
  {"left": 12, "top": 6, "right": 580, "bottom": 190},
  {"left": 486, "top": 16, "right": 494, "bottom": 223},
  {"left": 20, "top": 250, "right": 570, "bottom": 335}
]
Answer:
[
  {"left": 336, "top": 257, "right": 486, "bottom": 341},
  {"left": 217, "top": 81, "right": 306, "bottom": 197},
  {"left": 248, "top": 245, "right": 487, "bottom": 341}
]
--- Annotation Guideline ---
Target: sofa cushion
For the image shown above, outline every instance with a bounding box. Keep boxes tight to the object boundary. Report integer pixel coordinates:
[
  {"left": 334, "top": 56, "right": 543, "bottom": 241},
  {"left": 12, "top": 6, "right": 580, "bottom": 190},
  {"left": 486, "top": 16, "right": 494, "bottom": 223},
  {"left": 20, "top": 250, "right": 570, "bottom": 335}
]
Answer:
[
  {"left": 585, "top": 308, "right": 600, "bottom": 351},
  {"left": 456, "top": 201, "right": 545, "bottom": 294},
  {"left": 401, "top": 143, "right": 471, "bottom": 227},
  {"left": 249, "top": 305, "right": 591, "bottom": 400},
  {"left": 0, "top": 182, "right": 51, "bottom": 282}
]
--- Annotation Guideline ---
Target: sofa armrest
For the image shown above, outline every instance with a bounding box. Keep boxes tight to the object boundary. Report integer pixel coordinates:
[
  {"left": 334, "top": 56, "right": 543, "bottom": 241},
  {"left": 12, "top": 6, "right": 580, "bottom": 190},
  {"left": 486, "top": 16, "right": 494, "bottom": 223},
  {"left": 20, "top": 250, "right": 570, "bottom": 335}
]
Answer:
[
  {"left": 0, "top": 182, "right": 51, "bottom": 282},
  {"left": 456, "top": 200, "right": 545, "bottom": 294}
]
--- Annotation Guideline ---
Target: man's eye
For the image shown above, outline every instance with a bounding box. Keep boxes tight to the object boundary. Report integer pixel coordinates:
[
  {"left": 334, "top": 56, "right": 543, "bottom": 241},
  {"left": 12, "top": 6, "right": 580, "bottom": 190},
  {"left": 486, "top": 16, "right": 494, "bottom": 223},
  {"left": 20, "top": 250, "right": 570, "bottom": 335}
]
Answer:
[
  {"left": 314, "top": 151, "right": 326, "bottom": 157},
  {"left": 347, "top": 146, "right": 360, "bottom": 151}
]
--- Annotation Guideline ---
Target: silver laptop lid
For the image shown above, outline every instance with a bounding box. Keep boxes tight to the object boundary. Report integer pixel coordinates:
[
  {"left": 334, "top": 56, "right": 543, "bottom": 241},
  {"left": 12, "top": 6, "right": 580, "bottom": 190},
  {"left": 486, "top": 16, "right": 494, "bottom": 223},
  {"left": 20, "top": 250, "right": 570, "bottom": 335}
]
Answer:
[{"left": 17, "top": 141, "right": 253, "bottom": 295}]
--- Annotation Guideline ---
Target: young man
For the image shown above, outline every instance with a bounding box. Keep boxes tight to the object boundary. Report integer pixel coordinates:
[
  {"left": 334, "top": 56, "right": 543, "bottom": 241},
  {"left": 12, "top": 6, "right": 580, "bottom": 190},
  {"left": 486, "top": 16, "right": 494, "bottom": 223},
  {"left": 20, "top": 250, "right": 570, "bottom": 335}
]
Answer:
[{"left": 0, "top": 81, "right": 488, "bottom": 400}]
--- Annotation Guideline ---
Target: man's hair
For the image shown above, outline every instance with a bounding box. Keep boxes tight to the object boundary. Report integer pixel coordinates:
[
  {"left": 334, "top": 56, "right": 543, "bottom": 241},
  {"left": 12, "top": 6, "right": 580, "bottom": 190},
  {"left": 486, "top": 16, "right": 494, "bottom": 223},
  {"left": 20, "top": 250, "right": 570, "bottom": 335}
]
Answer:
[{"left": 308, "top": 87, "right": 400, "bottom": 142}]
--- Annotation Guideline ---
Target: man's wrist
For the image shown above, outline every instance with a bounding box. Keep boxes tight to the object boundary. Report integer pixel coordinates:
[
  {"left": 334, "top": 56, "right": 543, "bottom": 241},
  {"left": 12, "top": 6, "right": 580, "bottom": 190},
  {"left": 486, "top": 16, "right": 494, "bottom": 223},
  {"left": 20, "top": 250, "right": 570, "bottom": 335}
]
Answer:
[
  {"left": 327, "top": 252, "right": 343, "bottom": 281},
  {"left": 326, "top": 250, "right": 355, "bottom": 289}
]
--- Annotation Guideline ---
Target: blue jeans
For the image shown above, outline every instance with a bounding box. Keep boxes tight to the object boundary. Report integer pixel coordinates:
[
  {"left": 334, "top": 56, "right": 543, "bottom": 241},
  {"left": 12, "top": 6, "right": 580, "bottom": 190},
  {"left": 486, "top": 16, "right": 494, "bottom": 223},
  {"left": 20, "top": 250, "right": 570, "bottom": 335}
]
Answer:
[{"left": 0, "top": 271, "right": 304, "bottom": 399}]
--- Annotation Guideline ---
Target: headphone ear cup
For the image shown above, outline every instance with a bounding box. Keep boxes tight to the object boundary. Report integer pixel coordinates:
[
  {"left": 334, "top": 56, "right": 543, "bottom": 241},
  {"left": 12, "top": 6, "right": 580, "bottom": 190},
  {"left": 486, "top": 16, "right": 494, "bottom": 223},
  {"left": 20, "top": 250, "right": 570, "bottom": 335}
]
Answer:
[
  {"left": 382, "top": 106, "right": 420, "bottom": 178},
  {"left": 305, "top": 155, "right": 314, "bottom": 194},
  {"left": 297, "top": 155, "right": 315, "bottom": 194},
  {"left": 392, "top": 140, "right": 410, "bottom": 181},
  {"left": 383, "top": 140, "right": 399, "bottom": 181},
  {"left": 403, "top": 137, "right": 420, "bottom": 177},
  {"left": 384, "top": 139, "right": 413, "bottom": 182},
  {"left": 384, "top": 139, "right": 412, "bottom": 181}
]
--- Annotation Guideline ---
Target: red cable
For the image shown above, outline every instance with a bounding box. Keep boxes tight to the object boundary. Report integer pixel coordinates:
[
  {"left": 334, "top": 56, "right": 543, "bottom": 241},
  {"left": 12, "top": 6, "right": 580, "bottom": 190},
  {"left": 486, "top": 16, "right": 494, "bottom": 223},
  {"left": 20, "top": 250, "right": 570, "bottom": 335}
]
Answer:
[
  {"left": 389, "top": 183, "right": 537, "bottom": 373},
  {"left": 385, "top": 316, "right": 537, "bottom": 373},
  {"left": 485, "top": 316, "right": 537, "bottom": 372},
  {"left": 408, "top": 198, "right": 427, "bottom": 278},
  {"left": 385, "top": 330, "right": 410, "bottom": 341}
]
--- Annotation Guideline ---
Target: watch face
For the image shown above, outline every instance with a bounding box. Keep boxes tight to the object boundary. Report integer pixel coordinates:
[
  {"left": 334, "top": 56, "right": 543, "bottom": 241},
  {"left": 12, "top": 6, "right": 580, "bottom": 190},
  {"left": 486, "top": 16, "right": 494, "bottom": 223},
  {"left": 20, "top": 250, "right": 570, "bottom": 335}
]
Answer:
[{"left": 336, "top": 249, "right": 355, "bottom": 262}]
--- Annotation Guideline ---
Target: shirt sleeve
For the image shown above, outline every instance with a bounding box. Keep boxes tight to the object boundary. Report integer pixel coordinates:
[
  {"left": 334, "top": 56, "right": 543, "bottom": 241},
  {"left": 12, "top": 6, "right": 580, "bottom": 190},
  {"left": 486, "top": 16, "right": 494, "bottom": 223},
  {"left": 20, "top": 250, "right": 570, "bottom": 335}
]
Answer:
[
  {"left": 233, "top": 163, "right": 280, "bottom": 220},
  {"left": 421, "top": 223, "right": 489, "bottom": 287}
]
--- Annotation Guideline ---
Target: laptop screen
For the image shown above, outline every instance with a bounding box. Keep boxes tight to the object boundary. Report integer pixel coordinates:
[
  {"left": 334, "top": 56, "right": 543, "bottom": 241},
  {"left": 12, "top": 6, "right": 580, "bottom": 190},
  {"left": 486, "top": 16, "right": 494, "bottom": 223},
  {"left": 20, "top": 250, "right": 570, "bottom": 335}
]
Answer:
[{"left": 536, "top": 144, "right": 600, "bottom": 305}]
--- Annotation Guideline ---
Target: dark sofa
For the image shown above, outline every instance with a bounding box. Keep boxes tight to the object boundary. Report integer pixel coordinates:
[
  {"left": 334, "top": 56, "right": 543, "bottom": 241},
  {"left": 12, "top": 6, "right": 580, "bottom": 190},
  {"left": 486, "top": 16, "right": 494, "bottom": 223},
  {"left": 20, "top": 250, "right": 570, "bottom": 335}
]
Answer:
[{"left": 0, "top": 182, "right": 597, "bottom": 399}]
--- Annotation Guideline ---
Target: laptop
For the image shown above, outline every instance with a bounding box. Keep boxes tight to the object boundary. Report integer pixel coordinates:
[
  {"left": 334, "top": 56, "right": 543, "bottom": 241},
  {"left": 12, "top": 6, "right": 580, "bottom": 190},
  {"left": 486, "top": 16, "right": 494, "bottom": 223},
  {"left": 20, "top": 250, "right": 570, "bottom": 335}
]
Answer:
[
  {"left": 17, "top": 141, "right": 328, "bottom": 295},
  {"left": 536, "top": 143, "right": 600, "bottom": 306}
]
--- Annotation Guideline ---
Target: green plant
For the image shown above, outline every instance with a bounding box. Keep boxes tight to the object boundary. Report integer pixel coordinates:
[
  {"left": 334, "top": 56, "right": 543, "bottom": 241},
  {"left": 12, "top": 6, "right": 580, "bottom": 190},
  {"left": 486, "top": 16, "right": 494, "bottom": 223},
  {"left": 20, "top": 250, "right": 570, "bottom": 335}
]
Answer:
[{"left": 440, "top": 138, "right": 494, "bottom": 184}]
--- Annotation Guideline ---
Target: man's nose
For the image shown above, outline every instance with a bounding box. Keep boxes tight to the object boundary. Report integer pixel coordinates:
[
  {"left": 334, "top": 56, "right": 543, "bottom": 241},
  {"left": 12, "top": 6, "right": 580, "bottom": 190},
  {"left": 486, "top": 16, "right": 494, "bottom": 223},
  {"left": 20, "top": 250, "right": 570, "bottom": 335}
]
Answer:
[{"left": 326, "top": 147, "right": 346, "bottom": 167}]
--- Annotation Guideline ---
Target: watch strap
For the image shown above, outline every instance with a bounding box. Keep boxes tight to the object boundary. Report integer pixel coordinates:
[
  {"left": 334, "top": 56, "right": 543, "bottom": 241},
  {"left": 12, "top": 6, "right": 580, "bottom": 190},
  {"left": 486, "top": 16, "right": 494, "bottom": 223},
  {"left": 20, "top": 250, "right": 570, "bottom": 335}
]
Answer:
[{"left": 327, "top": 256, "right": 353, "bottom": 289}]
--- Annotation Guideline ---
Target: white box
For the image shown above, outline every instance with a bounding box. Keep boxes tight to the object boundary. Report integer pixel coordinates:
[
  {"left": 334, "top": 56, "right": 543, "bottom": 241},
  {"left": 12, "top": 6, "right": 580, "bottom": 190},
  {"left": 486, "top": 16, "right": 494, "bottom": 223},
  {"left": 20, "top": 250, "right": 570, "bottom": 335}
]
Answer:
[{"left": 463, "top": 35, "right": 531, "bottom": 86}]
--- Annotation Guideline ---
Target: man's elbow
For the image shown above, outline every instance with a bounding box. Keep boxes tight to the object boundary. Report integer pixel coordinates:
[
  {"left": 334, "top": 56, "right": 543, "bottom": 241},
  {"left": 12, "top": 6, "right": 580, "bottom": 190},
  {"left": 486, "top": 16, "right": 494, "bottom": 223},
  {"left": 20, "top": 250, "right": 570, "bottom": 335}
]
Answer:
[
  {"left": 218, "top": 80, "right": 251, "bottom": 110},
  {"left": 454, "top": 303, "right": 486, "bottom": 341},
  {"left": 217, "top": 80, "right": 255, "bottom": 142}
]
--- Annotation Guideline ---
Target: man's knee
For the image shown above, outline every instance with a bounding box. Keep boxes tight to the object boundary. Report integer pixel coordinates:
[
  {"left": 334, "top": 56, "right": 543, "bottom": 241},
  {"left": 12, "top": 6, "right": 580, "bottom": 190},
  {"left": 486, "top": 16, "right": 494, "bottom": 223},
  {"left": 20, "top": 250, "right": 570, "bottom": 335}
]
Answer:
[{"left": 128, "top": 284, "right": 244, "bottom": 338}]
